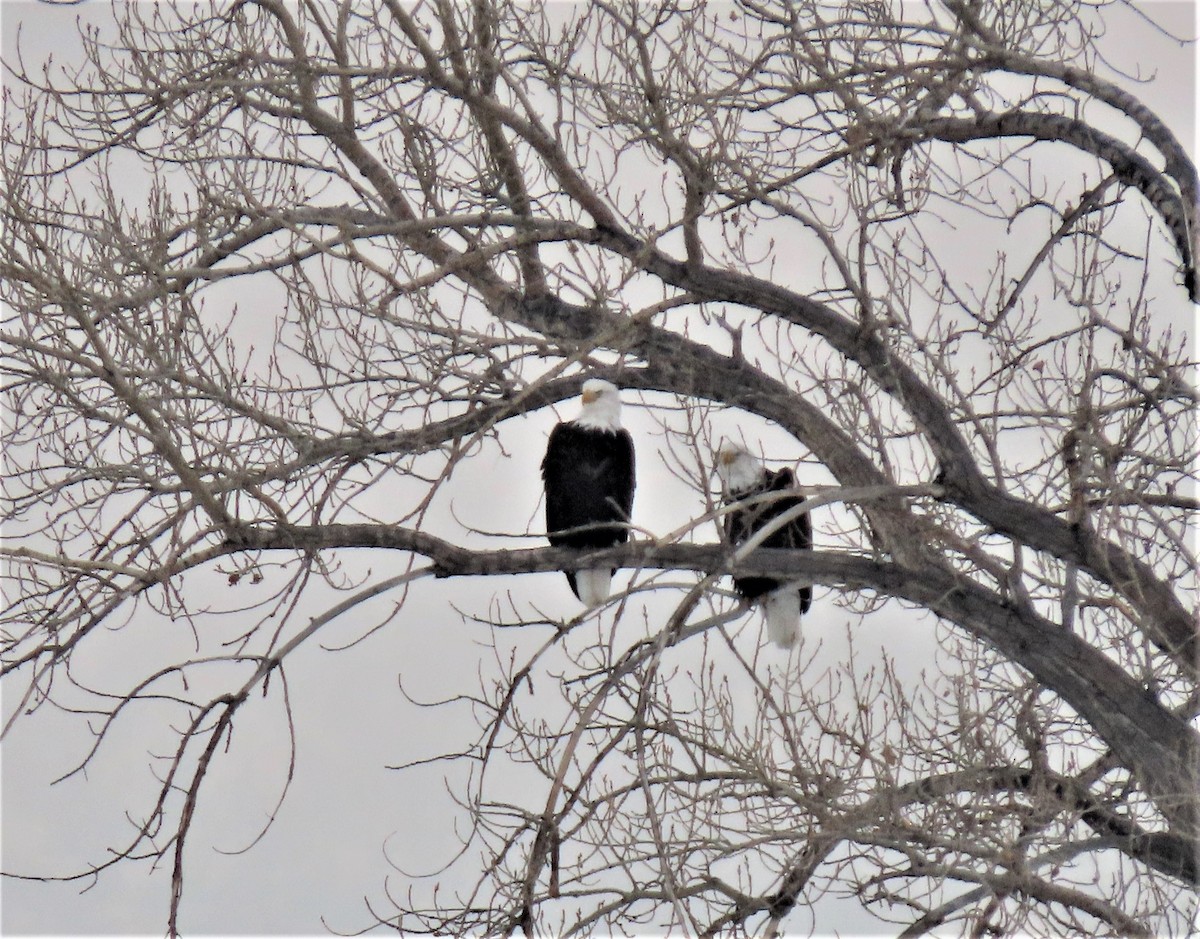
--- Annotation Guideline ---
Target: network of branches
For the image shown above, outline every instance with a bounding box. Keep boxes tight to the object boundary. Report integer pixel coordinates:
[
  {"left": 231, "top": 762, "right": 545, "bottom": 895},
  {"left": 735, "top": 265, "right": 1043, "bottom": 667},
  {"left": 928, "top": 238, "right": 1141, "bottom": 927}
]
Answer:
[{"left": 1, "top": 0, "right": 1196, "bottom": 936}]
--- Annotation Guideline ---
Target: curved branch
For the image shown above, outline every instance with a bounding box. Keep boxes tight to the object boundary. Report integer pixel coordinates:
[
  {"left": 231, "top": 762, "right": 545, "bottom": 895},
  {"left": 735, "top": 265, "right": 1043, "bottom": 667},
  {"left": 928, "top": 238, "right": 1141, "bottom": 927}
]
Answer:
[
  {"left": 921, "top": 110, "right": 1194, "bottom": 297},
  {"left": 400, "top": 51, "right": 1191, "bottom": 677},
  {"left": 947, "top": 0, "right": 1197, "bottom": 297},
  {"left": 567, "top": 238, "right": 1196, "bottom": 678}
]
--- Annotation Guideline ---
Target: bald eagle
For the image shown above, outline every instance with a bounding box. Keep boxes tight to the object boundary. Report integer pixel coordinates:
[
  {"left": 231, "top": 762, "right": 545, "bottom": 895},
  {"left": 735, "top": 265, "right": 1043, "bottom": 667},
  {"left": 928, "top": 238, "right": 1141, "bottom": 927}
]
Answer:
[
  {"left": 716, "top": 443, "right": 812, "bottom": 648},
  {"left": 541, "top": 380, "right": 636, "bottom": 606}
]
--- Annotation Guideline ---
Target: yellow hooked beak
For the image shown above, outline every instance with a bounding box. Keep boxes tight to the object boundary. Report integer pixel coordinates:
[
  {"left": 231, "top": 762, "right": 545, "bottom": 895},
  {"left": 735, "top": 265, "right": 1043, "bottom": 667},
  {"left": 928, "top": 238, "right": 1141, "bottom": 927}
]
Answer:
[{"left": 582, "top": 388, "right": 599, "bottom": 404}]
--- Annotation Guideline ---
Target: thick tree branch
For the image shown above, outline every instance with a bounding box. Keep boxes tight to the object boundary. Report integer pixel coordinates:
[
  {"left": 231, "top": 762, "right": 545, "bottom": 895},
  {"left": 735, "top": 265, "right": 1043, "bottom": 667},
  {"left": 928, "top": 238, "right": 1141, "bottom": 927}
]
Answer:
[
  {"left": 559, "top": 240, "right": 1196, "bottom": 678},
  {"left": 4, "top": 3, "right": 1194, "bottom": 933}
]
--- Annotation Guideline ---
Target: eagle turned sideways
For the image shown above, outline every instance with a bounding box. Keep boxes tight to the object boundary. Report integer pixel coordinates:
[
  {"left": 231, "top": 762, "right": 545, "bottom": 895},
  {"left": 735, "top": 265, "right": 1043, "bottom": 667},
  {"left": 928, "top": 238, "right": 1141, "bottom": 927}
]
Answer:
[{"left": 715, "top": 443, "right": 812, "bottom": 648}]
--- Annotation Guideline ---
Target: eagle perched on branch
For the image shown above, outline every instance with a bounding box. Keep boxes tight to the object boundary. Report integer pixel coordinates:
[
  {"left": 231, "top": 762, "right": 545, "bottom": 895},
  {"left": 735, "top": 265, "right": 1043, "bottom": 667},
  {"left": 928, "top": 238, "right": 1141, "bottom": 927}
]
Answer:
[
  {"left": 541, "top": 380, "right": 636, "bottom": 607},
  {"left": 716, "top": 443, "right": 812, "bottom": 648}
]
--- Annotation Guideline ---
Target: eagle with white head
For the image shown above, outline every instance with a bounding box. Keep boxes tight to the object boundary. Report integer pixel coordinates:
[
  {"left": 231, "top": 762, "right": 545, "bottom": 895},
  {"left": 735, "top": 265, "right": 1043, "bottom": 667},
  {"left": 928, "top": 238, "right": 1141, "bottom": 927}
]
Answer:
[
  {"left": 715, "top": 442, "right": 812, "bottom": 647},
  {"left": 540, "top": 380, "right": 636, "bottom": 606}
]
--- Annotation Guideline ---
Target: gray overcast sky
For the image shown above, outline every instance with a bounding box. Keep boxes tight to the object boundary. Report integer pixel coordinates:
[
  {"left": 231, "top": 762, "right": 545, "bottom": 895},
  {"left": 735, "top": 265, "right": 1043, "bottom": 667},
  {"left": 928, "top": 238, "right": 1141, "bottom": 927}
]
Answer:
[{"left": 1, "top": 1, "right": 1196, "bottom": 936}]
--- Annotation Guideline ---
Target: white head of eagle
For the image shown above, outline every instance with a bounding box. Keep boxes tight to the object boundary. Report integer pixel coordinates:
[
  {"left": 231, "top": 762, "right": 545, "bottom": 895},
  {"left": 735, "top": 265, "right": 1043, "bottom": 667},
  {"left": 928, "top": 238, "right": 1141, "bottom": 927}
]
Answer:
[
  {"left": 716, "top": 441, "right": 812, "bottom": 649},
  {"left": 541, "top": 380, "right": 636, "bottom": 607}
]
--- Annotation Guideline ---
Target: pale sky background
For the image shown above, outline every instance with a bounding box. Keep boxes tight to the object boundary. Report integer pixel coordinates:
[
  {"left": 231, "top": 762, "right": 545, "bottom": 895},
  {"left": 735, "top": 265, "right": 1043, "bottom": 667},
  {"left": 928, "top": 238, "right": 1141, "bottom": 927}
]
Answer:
[{"left": 1, "top": 1, "right": 1196, "bottom": 936}]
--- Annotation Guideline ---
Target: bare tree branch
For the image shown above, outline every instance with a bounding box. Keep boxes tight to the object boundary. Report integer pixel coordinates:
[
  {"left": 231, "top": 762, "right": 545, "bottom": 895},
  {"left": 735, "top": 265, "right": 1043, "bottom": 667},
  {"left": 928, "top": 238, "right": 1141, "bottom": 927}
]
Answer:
[{"left": 3, "top": 2, "right": 1194, "bottom": 935}]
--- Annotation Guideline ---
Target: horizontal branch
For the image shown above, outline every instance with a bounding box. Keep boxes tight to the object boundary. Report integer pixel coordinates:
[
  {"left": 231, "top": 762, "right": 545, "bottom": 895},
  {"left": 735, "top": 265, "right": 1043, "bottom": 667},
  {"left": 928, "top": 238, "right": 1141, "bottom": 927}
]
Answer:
[{"left": 224, "top": 522, "right": 1199, "bottom": 840}]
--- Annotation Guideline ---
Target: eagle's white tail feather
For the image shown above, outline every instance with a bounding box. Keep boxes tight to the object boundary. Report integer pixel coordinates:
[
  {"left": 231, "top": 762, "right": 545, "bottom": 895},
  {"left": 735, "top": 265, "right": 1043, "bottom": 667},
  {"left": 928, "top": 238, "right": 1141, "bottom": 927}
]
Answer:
[
  {"left": 576, "top": 568, "right": 613, "bottom": 607},
  {"left": 764, "top": 590, "right": 801, "bottom": 648}
]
